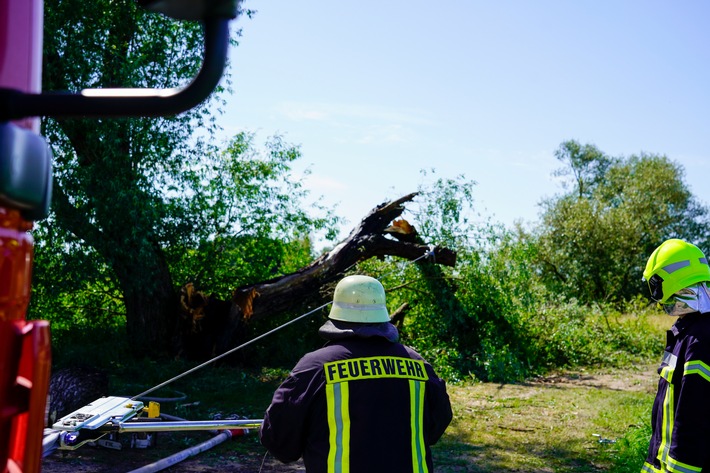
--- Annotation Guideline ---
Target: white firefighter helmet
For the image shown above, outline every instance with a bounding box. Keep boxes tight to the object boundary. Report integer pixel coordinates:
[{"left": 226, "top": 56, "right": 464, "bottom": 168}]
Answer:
[{"left": 328, "top": 275, "right": 390, "bottom": 323}]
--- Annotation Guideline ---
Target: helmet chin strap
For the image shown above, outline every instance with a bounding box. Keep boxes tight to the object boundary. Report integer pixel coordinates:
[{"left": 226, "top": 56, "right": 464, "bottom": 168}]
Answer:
[{"left": 663, "top": 283, "right": 710, "bottom": 316}]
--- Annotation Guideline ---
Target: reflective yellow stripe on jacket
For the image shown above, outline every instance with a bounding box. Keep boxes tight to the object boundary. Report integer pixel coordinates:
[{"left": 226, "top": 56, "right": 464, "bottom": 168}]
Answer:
[
  {"left": 324, "top": 356, "right": 428, "bottom": 473},
  {"left": 684, "top": 359, "right": 710, "bottom": 382},
  {"left": 409, "top": 379, "right": 428, "bottom": 473},
  {"left": 326, "top": 382, "right": 351, "bottom": 473},
  {"left": 664, "top": 456, "right": 702, "bottom": 473},
  {"left": 641, "top": 461, "right": 660, "bottom": 473},
  {"left": 656, "top": 351, "right": 676, "bottom": 470},
  {"left": 656, "top": 359, "right": 710, "bottom": 473},
  {"left": 643, "top": 353, "right": 705, "bottom": 473}
]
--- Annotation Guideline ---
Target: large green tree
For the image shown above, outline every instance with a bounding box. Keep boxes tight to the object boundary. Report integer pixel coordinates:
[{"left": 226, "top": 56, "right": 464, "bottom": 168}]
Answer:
[
  {"left": 36, "top": 0, "right": 335, "bottom": 354},
  {"left": 533, "top": 140, "right": 709, "bottom": 304}
]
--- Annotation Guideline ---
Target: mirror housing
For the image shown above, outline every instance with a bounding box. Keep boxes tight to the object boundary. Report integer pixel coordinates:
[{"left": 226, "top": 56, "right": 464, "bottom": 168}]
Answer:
[
  {"left": 0, "top": 123, "right": 52, "bottom": 221},
  {"left": 138, "top": 0, "right": 239, "bottom": 21},
  {"left": 0, "top": 0, "right": 240, "bottom": 120}
]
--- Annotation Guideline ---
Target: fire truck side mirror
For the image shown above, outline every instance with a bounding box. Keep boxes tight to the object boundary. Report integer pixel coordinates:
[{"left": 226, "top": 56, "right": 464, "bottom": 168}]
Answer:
[
  {"left": 0, "top": 0, "right": 241, "bottom": 121},
  {"left": 138, "top": 0, "right": 240, "bottom": 21},
  {"left": 0, "top": 123, "right": 52, "bottom": 221}
]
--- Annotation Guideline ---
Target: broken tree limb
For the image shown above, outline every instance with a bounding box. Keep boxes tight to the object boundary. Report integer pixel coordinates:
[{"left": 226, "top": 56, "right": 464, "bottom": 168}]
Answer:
[
  {"left": 389, "top": 303, "right": 410, "bottom": 328},
  {"left": 176, "top": 193, "right": 457, "bottom": 359},
  {"left": 232, "top": 192, "right": 455, "bottom": 322}
]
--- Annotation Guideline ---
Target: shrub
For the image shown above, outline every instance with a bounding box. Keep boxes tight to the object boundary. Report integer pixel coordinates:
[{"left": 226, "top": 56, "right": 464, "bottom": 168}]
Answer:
[{"left": 523, "top": 298, "right": 661, "bottom": 370}]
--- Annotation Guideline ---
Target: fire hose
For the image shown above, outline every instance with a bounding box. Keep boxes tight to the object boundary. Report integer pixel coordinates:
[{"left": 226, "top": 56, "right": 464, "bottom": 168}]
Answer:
[{"left": 125, "top": 429, "right": 233, "bottom": 473}]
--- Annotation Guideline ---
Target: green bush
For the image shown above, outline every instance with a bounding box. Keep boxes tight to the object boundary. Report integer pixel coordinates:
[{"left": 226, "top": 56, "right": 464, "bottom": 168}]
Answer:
[
  {"left": 602, "top": 407, "right": 652, "bottom": 473},
  {"left": 39, "top": 172, "right": 668, "bottom": 386},
  {"left": 350, "top": 215, "right": 663, "bottom": 384},
  {"left": 523, "top": 299, "right": 661, "bottom": 370}
]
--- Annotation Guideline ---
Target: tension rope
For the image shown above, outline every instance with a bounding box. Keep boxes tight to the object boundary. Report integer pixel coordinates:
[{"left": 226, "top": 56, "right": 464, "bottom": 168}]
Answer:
[{"left": 131, "top": 246, "right": 438, "bottom": 401}]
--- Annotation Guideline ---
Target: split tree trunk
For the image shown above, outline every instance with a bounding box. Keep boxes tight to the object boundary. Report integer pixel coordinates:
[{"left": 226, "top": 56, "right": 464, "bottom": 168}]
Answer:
[{"left": 176, "top": 193, "right": 457, "bottom": 359}]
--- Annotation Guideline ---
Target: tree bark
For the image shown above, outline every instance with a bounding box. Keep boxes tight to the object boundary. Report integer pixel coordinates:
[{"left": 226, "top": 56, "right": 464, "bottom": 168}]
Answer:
[
  {"left": 116, "top": 243, "right": 177, "bottom": 356},
  {"left": 177, "top": 193, "right": 457, "bottom": 359}
]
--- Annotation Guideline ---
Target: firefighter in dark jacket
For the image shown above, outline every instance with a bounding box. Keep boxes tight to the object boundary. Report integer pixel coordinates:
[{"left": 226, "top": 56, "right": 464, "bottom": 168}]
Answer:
[
  {"left": 642, "top": 239, "right": 710, "bottom": 473},
  {"left": 260, "top": 274, "right": 453, "bottom": 473}
]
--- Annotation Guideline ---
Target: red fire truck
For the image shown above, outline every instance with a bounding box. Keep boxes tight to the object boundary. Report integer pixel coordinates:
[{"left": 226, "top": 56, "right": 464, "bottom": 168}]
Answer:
[{"left": 0, "top": 1, "right": 242, "bottom": 471}]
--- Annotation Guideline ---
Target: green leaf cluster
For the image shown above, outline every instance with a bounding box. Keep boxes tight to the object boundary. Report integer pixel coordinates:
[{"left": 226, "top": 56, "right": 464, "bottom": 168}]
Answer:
[
  {"left": 35, "top": 0, "right": 339, "bottom": 352},
  {"left": 532, "top": 140, "right": 709, "bottom": 305},
  {"left": 346, "top": 152, "right": 685, "bottom": 382},
  {"left": 163, "top": 132, "right": 337, "bottom": 297},
  {"left": 31, "top": 131, "right": 337, "bottom": 344}
]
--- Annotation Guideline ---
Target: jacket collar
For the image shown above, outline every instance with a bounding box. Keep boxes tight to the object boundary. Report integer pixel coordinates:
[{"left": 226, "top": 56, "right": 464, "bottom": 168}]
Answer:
[
  {"left": 672, "top": 311, "right": 702, "bottom": 336},
  {"left": 318, "top": 319, "right": 399, "bottom": 343}
]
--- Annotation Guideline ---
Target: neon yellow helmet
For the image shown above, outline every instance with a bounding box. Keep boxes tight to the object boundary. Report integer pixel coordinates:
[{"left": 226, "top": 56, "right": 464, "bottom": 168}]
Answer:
[
  {"left": 643, "top": 239, "right": 710, "bottom": 303},
  {"left": 328, "top": 275, "right": 390, "bottom": 323}
]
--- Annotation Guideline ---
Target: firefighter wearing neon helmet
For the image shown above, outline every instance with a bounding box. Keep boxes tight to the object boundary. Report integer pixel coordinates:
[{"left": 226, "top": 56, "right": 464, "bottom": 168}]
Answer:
[
  {"left": 260, "top": 275, "right": 453, "bottom": 473},
  {"left": 641, "top": 239, "right": 710, "bottom": 473}
]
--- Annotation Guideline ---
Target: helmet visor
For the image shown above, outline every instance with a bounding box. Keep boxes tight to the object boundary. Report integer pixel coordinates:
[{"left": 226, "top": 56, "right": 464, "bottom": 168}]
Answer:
[
  {"left": 648, "top": 274, "right": 665, "bottom": 302},
  {"left": 661, "top": 284, "right": 710, "bottom": 316}
]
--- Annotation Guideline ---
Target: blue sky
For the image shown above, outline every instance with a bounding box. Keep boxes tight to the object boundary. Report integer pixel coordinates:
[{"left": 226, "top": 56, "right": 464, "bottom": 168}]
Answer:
[{"left": 222, "top": 1, "right": 710, "bottom": 239}]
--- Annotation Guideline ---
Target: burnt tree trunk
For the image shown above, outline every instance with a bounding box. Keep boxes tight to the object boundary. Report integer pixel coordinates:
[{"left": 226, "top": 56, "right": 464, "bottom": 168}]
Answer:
[{"left": 176, "top": 193, "right": 456, "bottom": 359}]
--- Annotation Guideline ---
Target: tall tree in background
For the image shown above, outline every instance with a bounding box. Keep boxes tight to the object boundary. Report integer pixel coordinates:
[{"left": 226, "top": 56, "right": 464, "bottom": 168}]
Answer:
[
  {"left": 552, "top": 141, "right": 615, "bottom": 198},
  {"left": 37, "top": 0, "right": 335, "bottom": 354},
  {"left": 533, "top": 140, "right": 709, "bottom": 304}
]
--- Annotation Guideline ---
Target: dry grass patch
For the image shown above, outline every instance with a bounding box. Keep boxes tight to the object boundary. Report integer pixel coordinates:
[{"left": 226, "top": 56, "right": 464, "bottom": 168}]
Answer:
[{"left": 432, "top": 363, "right": 657, "bottom": 472}]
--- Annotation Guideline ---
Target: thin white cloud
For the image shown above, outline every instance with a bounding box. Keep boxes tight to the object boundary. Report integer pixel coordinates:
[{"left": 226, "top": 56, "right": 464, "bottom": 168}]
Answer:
[
  {"left": 276, "top": 102, "right": 430, "bottom": 146},
  {"left": 280, "top": 105, "right": 331, "bottom": 121},
  {"left": 277, "top": 101, "right": 433, "bottom": 126},
  {"left": 303, "top": 173, "right": 349, "bottom": 192},
  {"left": 350, "top": 124, "right": 415, "bottom": 145}
]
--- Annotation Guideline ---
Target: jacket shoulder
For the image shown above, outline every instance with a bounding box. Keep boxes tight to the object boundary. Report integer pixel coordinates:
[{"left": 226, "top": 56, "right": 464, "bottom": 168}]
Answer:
[{"left": 292, "top": 344, "right": 352, "bottom": 372}]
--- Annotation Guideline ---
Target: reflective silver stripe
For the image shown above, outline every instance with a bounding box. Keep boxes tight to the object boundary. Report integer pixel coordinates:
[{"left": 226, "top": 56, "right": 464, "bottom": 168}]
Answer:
[
  {"left": 684, "top": 360, "right": 710, "bottom": 383},
  {"left": 333, "top": 384, "right": 345, "bottom": 473},
  {"left": 662, "top": 351, "right": 678, "bottom": 369},
  {"left": 700, "top": 257, "right": 708, "bottom": 265},
  {"left": 660, "top": 351, "right": 677, "bottom": 381},
  {"left": 331, "top": 301, "right": 387, "bottom": 312},
  {"left": 409, "top": 380, "right": 427, "bottom": 473},
  {"left": 665, "top": 454, "right": 703, "bottom": 473},
  {"left": 662, "top": 260, "right": 690, "bottom": 274},
  {"left": 326, "top": 382, "right": 350, "bottom": 473},
  {"left": 642, "top": 462, "right": 661, "bottom": 473},
  {"left": 657, "top": 379, "right": 674, "bottom": 466}
]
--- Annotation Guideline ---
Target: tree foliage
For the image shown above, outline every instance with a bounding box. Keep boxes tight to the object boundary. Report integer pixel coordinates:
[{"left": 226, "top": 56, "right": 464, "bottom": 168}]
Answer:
[
  {"left": 378, "top": 166, "right": 668, "bottom": 382},
  {"left": 31, "top": 130, "right": 334, "bottom": 331},
  {"left": 35, "top": 0, "right": 337, "bottom": 354},
  {"left": 39, "top": 0, "right": 218, "bottom": 352},
  {"left": 35, "top": 1, "right": 697, "bottom": 380},
  {"left": 533, "top": 140, "right": 709, "bottom": 304},
  {"left": 552, "top": 141, "right": 615, "bottom": 198},
  {"left": 163, "top": 132, "right": 336, "bottom": 298},
  {"left": 346, "top": 174, "right": 533, "bottom": 382}
]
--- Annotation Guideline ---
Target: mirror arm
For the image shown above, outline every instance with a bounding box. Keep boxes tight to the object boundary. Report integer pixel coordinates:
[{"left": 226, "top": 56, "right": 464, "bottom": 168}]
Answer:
[{"left": 0, "top": 17, "right": 230, "bottom": 120}]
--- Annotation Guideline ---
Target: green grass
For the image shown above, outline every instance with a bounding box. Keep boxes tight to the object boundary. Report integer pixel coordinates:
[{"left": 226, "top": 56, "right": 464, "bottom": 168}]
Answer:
[
  {"left": 46, "top": 362, "right": 657, "bottom": 473},
  {"left": 45, "top": 310, "right": 668, "bottom": 472},
  {"left": 433, "top": 365, "right": 656, "bottom": 472}
]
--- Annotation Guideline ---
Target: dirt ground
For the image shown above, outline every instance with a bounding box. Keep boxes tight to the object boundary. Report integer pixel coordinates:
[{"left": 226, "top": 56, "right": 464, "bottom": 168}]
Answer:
[
  {"left": 41, "top": 429, "right": 302, "bottom": 473},
  {"left": 41, "top": 364, "right": 658, "bottom": 473}
]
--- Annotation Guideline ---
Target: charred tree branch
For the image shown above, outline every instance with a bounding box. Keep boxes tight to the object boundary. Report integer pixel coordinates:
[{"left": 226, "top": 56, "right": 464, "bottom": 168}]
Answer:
[{"left": 176, "top": 193, "right": 457, "bottom": 359}]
